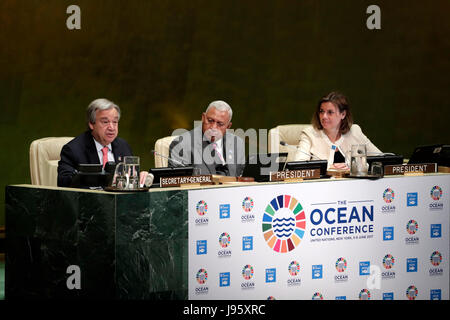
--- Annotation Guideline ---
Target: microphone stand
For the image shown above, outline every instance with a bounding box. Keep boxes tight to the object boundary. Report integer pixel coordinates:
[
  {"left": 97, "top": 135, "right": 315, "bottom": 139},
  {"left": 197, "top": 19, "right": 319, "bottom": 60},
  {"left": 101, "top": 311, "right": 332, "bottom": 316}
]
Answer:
[
  {"left": 152, "top": 150, "right": 187, "bottom": 167},
  {"left": 279, "top": 141, "right": 322, "bottom": 171}
]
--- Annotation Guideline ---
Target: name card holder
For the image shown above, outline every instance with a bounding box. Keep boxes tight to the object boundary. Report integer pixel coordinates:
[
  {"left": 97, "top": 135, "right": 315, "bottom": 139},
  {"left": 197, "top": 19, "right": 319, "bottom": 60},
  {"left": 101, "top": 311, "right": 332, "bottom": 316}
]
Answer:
[
  {"left": 384, "top": 163, "right": 437, "bottom": 176},
  {"left": 160, "top": 175, "right": 214, "bottom": 188},
  {"left": 270, "top": 169, "right": 321, "bottom": 182}
]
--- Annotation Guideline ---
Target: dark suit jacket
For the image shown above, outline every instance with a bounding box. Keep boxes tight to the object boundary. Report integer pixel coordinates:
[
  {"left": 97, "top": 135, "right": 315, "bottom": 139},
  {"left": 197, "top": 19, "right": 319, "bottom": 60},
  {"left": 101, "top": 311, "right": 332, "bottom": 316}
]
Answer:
[{"left": 57, "top": 130, "right": 133, "bottom": 187}]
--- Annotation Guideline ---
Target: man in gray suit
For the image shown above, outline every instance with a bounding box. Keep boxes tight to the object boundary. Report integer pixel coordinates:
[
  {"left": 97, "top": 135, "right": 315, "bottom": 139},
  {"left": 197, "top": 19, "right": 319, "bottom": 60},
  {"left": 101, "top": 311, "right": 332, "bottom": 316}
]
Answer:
[{"left": 168, "top": 100, "right": 245, "bottom": 176}]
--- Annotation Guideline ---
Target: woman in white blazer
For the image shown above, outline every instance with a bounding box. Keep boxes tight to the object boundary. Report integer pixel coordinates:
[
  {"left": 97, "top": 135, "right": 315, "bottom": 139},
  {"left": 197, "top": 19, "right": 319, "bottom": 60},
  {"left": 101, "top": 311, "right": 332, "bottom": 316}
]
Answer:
[{"left": 293, "top": 91, "right": 381, "bottom": 169}]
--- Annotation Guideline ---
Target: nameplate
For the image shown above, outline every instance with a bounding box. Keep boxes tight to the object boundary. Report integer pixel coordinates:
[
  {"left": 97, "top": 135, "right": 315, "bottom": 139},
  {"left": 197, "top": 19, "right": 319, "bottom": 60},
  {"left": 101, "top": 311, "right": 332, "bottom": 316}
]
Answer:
[
  {"left": 160, "top": 175, "right": 213, "bottom": 188},
  {"left": 270, "top": 169, "right": 321, "bottom": 182},
  {"left": 384, "top": 163, "right": 437, "bottom": 175}
]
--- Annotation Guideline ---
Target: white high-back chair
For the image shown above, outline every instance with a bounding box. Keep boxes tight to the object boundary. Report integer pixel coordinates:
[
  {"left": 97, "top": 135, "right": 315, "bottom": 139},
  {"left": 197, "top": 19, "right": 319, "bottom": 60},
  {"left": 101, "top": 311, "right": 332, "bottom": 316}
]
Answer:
[
  {"left": 29, "top": 137, "right": 73, "bottom": 186},
  {"left": 268, "top": 124, "right": 311, "bottom": 161},
  {"left": 153, "top": 136, "right": 179, "bottom": 168}
]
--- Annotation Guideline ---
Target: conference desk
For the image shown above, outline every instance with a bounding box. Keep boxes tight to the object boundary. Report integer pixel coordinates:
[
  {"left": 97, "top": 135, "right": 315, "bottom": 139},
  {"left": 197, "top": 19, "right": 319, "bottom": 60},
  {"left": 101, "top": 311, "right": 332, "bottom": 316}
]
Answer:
[{"left": 5, "top": 173, "right": 450, "bottom": 300}]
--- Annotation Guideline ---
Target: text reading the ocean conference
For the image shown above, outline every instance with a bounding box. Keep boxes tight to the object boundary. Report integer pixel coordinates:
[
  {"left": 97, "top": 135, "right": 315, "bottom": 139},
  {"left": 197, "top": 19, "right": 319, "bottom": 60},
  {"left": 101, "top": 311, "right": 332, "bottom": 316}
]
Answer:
[{"left": 309, "top": 203, "right": 374, "bottom": 241}]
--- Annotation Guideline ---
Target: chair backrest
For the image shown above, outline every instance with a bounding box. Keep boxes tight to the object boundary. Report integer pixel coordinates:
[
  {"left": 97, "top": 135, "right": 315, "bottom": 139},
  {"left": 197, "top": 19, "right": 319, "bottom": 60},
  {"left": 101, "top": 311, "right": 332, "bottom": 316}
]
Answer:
[
  {"left": 30, "top": 137, "right": 74, "bottom": 186},
  {"left": 268, "top": 124, "right": 311, "bottom": 161},
  {"left": 154, "top": 135, "right": 179, "bottom": 168}
]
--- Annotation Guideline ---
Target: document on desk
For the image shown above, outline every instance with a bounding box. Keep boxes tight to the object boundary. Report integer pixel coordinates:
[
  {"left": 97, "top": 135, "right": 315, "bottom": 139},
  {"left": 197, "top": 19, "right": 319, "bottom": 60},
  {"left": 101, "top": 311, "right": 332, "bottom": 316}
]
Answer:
[{"left": 187, "top": 174, "right": 449, "bottom": 300}]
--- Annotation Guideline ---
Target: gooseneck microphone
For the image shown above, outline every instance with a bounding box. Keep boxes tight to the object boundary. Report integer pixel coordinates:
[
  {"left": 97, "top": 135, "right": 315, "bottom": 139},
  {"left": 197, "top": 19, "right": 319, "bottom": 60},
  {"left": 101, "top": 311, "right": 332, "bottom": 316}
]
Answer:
[
  {"left": 152, "top": 150, "right": 188, "bottom": 167},
  {"left": 279, "top": 141, "right": 322, "bottom": 161}
]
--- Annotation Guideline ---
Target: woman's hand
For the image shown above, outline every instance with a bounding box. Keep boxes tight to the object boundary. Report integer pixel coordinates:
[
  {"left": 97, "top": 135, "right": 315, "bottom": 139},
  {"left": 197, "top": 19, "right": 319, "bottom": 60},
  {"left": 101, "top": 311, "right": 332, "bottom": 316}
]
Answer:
[{"left": 330, "top": 162, "right": 349, "bottom": 170}]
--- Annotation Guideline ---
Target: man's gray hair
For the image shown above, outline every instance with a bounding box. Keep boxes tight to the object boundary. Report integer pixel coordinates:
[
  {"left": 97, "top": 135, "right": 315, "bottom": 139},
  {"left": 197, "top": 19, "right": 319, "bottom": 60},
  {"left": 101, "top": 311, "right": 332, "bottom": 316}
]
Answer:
[
  {"left": 206, "top": 100, "right": 233, "bottom": 122},
  {"left": 86, "top": 98, "right": 121, "bottom": 125}
]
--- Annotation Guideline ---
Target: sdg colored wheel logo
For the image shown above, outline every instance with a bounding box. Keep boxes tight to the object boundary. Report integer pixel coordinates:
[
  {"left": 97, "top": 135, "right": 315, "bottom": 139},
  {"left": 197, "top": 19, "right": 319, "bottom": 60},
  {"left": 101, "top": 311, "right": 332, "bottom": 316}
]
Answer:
[
  {"left": 312, "top": 292, "right": 323, "bottom": 300},
  {"left": 430, "top": 251, "right": 442, "bottom": 266},
  {"left": 219, "top": 232, "right": 231, "bottom": 248},
  {"left": 242, "top": 196, "right": 254, "bottom": 212},
  {"left": 262, "top": 195, "right": 306, "bottom": 253},
  {"left": 430, "top": 186, "right": 442, "bottom": 201},
  {"left": 406, "top": 285, "right": 418, "bottom": 300},
  {"left": 359, "top": 289, "right": 371, "bottom": 300},
  {"left": 196, "top": 200, "right": 208, "bottom": 216},
  {"left": 335, "top": 257, "right": 347, "bottom": 272},
  {"left": 242, "top": 264, "right": 254, "bottom": 280},
  {"left": 288, "top": 261, "right": 300, "bottom": 276},
  {"left": 383, "top": 254, "right": 395, "bottom": 269},
  {"left": 196, "top": 268, "right": 208, "bottom": 284},
  {"left": 383, "top": 188, "right": 395, "bottom": 203},
  {"left": 406, "top": 220, "right": 418, "bottom": 235}
]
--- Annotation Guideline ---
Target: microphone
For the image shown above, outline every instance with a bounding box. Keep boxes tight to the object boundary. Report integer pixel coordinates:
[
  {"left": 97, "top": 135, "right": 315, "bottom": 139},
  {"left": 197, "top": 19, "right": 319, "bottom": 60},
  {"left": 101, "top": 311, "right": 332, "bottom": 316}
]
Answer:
[
  {"left": 279, "top": 141, "right": 322, "bottom": 160},
  {"left": 367, "top": 152, "right": 395, "bottom": 156},
  {"left": 152, "top": 150, "right": 188, "bottom": 167}
]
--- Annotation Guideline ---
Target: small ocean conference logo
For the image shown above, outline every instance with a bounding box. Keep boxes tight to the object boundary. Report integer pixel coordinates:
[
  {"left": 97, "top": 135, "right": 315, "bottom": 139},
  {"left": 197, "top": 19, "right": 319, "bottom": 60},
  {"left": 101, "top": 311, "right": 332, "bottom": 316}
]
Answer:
[
  {"left": 383, "top": 254, "right": 395, "bottom": 269},
  {"left": 312, "top": 292, "right": 323, "bottom": 300},
  {"left": 242, "top": 196, "right": 255, "bottom": 222},
  {"left": 242, "top": 196, "right": 254, "bottom": 212},
  {"left": 382, "top": 254, "right": 396, "bottom": 280},
  {"left": 196, "top": 200, "right": 208, "bottom": 216},
  {"left": 406, "top": 285, "right": 418, "bottom": 300},
  {"left": 383, "top": 188, "right": 395, "bottom": 203},
  {"left": 430, "top": 251, "right": 442, "bottom": 266},
  {"left": 196, "top": 268, "right": 208, "bottom": 284},
  {"left": 219, "top": 232, "right": 231, "bottom": 248},
  {"left": 262, "top": 195, "right": 306, "bottom": 253},
  {"left": 242, "top": 264, "right": 254, "bottom": 280},
  {"left": 359, "top": 289, "right": 371, "bottom": 300},
  {"left": 335, "top": 257, "right": 347, "bottom": 272},
  {"left": 430, "top": 186, "right": 442, "bottom": 201},
  {"left": 406, "top": 220, "right": 418, "bottom": 235},
  {"left": 288, "top": 261, "right": 300, "bottom": 276}
]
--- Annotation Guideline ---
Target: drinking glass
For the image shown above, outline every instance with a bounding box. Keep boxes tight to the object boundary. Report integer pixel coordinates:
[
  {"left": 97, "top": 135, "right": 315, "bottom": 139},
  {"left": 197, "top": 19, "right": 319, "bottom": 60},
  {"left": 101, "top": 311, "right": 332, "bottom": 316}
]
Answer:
[
  {"left": 350, "top": 144, "right": 368, "bottom": 176},
  {"left": 114, "top": 156, "right": 140, "bottom": 189}
]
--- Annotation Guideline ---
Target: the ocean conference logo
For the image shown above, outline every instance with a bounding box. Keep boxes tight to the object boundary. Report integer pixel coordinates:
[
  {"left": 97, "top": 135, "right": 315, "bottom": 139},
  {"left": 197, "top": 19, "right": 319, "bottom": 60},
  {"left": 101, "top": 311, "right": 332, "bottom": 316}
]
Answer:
[
  {"left": 195, "top": 200, "right": 209, "bottom": 225},
  {"left": 429, "top": 186, "right": 444, "bottom": 211},
  {"left": 383, "top": 188, "right": 395, "bottom": 203},
  {"left": 241, "top": 196, "right": 255, "bottom": 222},
  {"left": 196, "top": 200, "right": 208, "bottom": 215},
  {"left": 194, "top": 268, "right": 209, "bottom": 295},
  {"left": 262, "top": 195, "right": 306, "bottom": 253},
  {"left": 382, "top": 188, "right": 396, "bottom": 213},
  {"left": 430, "top": 186, "right": 442, "bottom": 201}
]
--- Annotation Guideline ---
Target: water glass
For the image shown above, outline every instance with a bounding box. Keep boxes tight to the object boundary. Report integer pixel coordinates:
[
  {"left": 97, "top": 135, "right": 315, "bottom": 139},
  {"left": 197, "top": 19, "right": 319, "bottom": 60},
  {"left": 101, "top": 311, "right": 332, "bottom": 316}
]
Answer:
[
  {"left": 114, "top": 156, "right": 140, "bottom": 189},
  {"left": 350, "top": 144, "right": 368, "bottom": 176}
]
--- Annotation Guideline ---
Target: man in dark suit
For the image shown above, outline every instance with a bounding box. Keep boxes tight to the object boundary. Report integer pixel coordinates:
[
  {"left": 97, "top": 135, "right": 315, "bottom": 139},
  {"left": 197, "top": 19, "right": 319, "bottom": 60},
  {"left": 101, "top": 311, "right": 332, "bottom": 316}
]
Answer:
[
  {"left": 57, "top": 98, "right": 147, "bottom": 187},
  {"left": 168, "top": 100, "right": 245, "bottom": 176}
]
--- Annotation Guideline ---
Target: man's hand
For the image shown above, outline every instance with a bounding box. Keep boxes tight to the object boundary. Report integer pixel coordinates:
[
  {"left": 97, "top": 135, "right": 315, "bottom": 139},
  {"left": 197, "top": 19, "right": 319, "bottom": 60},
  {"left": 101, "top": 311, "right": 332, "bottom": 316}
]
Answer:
[{"left": 140, "top": 171, "right": 149, "bottom": 187}]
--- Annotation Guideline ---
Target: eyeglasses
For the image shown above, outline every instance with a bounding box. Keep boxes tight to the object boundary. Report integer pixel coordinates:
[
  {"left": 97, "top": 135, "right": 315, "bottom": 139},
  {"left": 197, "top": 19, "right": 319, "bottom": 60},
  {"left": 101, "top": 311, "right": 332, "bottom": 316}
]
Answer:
[{"left": 205, "top": 117, "right": 228, "bottom": 128}]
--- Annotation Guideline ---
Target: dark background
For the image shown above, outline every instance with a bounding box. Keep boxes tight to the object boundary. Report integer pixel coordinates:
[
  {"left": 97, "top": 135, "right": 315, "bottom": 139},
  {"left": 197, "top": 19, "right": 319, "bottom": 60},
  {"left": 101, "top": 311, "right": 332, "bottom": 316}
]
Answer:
[{"left": 1, "top": 0, "right": 449, "bottom": 225}]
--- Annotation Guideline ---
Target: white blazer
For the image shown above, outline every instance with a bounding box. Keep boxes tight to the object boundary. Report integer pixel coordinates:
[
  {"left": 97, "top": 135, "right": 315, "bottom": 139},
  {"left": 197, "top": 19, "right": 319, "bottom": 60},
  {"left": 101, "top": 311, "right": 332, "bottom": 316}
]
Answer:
[{"left": 293, "top": 124, "right": 381, "bottom": 164}]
